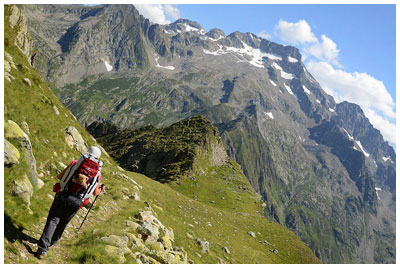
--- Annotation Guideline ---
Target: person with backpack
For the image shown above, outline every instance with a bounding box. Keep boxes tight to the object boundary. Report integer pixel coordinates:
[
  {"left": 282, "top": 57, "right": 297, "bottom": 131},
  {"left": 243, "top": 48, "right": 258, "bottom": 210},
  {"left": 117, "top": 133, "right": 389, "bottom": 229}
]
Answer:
[{"left": 34, "top": 146, "right": 105, "bottom": 259}]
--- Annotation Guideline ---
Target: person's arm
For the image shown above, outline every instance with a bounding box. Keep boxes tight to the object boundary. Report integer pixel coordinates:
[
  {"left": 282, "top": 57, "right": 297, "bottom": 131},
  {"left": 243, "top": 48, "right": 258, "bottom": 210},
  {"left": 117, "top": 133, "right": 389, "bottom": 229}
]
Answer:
[
  {"left": 93, "top": 183, "right": 105, "bottom": 196},
  {"left": 93, "top": 173, "right": 105, "bottom": 196}
]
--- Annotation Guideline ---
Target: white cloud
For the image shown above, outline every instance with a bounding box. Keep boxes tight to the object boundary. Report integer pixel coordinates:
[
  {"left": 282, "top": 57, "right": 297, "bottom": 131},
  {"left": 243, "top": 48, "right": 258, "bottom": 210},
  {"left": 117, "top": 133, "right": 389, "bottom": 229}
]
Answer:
[
  {"left": 275, "top": 19, "right": 317, "bottom": 45},
  {"left": 257, "top": 31, "right": 271, "bottom": 40},
  {"left": 364, "top": 109, "right": 396, "bottom": 147},
  {"left": 134, "top": 4, "right": 171, "bottom": 25},
  {"left": 274, "top": 19, "right": 341, "bottom": 67},
  {"left": 306, "top": 60, "right": 396, "bottom": 146},
  {"left": 305, "top": 34, "right": 341, "bottom": 67},
  {"left": 164, "top": 4, "right": 180, "bottom": 20}
]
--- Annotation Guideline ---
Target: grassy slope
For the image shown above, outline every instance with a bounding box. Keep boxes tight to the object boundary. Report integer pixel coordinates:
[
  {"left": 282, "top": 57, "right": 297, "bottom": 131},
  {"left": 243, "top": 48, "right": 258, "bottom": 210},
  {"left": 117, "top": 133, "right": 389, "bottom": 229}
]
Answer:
[{"left": 4, "top": 5, "right": 320, "bottom": 264}]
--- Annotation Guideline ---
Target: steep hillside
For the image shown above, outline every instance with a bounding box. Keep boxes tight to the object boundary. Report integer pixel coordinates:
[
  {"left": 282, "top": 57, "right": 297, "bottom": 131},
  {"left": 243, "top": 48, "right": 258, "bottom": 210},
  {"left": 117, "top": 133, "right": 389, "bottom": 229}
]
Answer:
[
  {"left": 19, "top": 4, "right": 396, "bottom": 263},
  {"left": 4, "top": 5, "right": 319, "bottom": 264}
]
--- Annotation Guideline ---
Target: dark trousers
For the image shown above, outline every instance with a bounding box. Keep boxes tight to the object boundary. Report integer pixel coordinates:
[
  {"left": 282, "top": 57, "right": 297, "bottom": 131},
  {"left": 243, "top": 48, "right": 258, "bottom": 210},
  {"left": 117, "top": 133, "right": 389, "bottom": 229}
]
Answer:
[{"left": 37, "top": 193, "right": 80, "bottom": 254}]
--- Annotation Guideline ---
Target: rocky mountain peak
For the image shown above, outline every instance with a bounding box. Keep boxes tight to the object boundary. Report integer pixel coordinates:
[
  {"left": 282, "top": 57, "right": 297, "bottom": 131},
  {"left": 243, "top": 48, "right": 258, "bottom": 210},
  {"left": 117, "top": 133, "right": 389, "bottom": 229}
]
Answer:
[
  {"left": 206, "top": 28, "right": 226, "bottom": 40},
  {"left": 166, "top": 18, "right": 205, "bottom": 35}
]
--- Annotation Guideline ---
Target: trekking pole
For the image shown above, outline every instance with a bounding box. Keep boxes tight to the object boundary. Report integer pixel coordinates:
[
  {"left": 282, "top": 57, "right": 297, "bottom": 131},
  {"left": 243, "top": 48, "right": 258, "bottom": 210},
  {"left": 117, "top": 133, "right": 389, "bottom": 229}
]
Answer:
[{"left": 77, "top": 184, "right": 105, "bottom": 232}]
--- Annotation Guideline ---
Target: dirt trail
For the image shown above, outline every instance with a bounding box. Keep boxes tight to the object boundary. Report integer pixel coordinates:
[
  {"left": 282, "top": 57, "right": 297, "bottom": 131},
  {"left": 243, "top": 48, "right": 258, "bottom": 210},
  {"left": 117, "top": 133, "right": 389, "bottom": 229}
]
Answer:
[{"left": 5, "top": 194, "right": 120, "bottom": 264}]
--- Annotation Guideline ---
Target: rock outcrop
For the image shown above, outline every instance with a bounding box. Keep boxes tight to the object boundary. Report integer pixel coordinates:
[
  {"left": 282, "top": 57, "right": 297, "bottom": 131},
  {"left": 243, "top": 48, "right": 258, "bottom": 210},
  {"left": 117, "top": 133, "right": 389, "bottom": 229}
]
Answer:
[
  {"left": 4, "top": 52, "right": 17, "bottom": 82},
  {"left": 100, "top": 209, "right": 188, "bottom": 264},
  {"left": 5, "top": 120, "right": 42, "bottom": 189},
  {"left": 12, "top": 174, "right": 34, "bottom": 206},
  {"left": 4, "top": 139, "right": 20, "bottom": 166},
  {"left": 65, "top": 126, "right": 88, "bottom": 154},
  {"left": 8, "top": 4, "right": 35, "bottom": 64}
]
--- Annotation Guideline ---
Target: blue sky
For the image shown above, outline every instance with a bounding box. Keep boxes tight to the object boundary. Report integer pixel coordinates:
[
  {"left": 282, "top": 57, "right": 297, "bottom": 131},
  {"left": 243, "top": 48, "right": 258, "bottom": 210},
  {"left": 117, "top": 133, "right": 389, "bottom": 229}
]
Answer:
[{"left": 134, "top": 3, "right": 396, "bottom": 146}]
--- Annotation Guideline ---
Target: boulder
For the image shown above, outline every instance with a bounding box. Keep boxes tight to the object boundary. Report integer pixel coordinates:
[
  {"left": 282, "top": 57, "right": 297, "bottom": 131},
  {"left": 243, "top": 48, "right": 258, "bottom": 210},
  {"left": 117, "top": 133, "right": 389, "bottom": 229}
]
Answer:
[
  {"left": 5, "top": 52, "right": 17, "bottom": 69},
  {"left": 248, "top": 231, "right": 256, "bottom": 238},
  {"left": 4, "top": 139, "right": 20, "bottom": 166},
  {"left": 12, "top": 174, "right": 33, "bottom": 206},
  {"left": 186, "top": 233, "right": 194, "bottom": 239},
  {"left": 148, "top": 250, "right": 175, "bottom": 264},
  {"left": 126, "top": 232, "right": 145, "bottom": 250},
  {"left": 4, "top": 53, "right": 16, "bottom": 82},
  {"left": 65, "top": 126, "right": 87, "bottom": 153},
  {"left": 132, "top": 192, "right": 140, "bottom": 200},
  {"left": 104, "top": 245, "right": 126, "bottom": 264},
  {"left": 53, "top": 105, "right": 60, "bottom": 116},
  {"left": 5, "top": 120, "right": 29, "bottom": 141},
  {"left": 270, "top": 249, "right": 279, "bottom": 254},
  {"left": 5, "top": 120, "right": 40, "bottom": 188},
  {"left": 21, "top": 121, "right": 30, "bottom": 135},
  {"left": 160, "top": 234, "right": 173, "bottom": 250},
  {"left": 138, "top": 221, "right": 160, "bottom": 243},
  {"left": 196, "top": 238, "right": 210, "bottom": 253},
  {"left": 223, "top": 246, "right": 231, "bottom": 254},
  {"left": 23, "top": 78, "right": 31, "bottom": 87},
  {"left": 125, "top": 220, "right": 140, "bottom": 230},
  {"left": 101, "top": 234, "right": 129, "bottom": 249}
]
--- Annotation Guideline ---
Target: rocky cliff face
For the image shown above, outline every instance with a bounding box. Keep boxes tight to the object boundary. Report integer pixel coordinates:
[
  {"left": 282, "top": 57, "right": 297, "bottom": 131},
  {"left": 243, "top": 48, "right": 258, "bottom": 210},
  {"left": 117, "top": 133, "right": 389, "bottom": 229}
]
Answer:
[
  {"left": 20, "top": 4, "right": 396, "bottom": 263},
  {"left": 8, "top": 5, "right": 35, "bottom": 64},
  {"left": 20, "top": 4, "right": 151, "bottom": 86}
]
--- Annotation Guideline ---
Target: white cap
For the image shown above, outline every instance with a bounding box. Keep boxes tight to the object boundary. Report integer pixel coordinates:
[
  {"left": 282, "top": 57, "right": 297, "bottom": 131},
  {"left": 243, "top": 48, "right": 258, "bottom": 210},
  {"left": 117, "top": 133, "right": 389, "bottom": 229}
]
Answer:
[{"left": 87, "top": 146, "right": 101, "bottom": 159}]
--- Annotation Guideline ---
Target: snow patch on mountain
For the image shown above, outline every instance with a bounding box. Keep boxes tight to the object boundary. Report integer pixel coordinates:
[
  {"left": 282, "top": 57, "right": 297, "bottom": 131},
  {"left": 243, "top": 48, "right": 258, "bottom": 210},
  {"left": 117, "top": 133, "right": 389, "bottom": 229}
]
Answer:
[
  {"left": 203, "top": 41, "right": 283, "bottom": 69},
  {"left": 207, "top": 35, "right": 224, "bottom": 42},
  {"left": 284, "top": 83, "right": 294, "bottom": 95},
  {"left": 203, "top": 45, "right": 228, "bottom": 56},
  {"left": 272, "top": 62, "right": 282, "bottom": 71},
  {"left": 265, "top": 112, "right": 274, "bottom": 119},
  {"left": 269, "top": 79, "right": 277, "bottom": 87},
  {"left": 104, "top": 61, "right": 113, "bottom": 72},
  {"left": 302, "top": 85, "right": 311, "bottom": 95},
  {"left": 354, "top": 140, "right": 370, "bottom": 157},
  {"left": 342, "top": 128, "right": 354, "bottom": 140},
  {"left": 382, "top": 156, "right": 393, "bottom": 163},
  {"left": 155, "top": 56, "right": 175, "bottom": 70},
  {"left": 272, "top": 62, "right": 295, "bottom": 79},
  {"left": 281, "top": 70, "right": 295, "bottom": 80},
  {"left": 375, "top": 187, "right": 382, "bottom": 200},
  {"left": 264, "top": 52, "right": 282, "bottom": 61},
  {"left": 288, "top": 56, "right": 298, "bottom": 63},
  {"left": 183, "top": 24, "right": 201, "bottom": 32}
]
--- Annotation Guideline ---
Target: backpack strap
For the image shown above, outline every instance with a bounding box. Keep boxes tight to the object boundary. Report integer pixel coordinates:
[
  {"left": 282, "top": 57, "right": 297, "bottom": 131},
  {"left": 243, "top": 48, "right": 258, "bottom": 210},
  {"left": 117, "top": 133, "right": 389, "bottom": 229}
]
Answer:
[
  {"left": 59, "top": 154, "right": 86, "bottom": 192},
  {"left": 79, "top": 160, "right": 103, "bottom": 200}
]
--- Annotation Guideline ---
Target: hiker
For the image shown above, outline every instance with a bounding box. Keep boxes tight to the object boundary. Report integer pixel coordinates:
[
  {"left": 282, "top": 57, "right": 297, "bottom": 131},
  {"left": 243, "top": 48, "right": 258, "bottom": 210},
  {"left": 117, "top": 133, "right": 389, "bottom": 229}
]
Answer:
[{"left": 35, "top": 146, "right": 105, "bottom": 259}]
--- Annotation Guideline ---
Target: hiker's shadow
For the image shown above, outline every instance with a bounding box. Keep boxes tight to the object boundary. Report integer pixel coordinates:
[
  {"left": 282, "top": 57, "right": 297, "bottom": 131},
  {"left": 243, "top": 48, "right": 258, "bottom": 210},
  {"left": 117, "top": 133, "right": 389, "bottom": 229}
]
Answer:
[{"left": 4, "top": 213, "right": 39, "bottom": 254}]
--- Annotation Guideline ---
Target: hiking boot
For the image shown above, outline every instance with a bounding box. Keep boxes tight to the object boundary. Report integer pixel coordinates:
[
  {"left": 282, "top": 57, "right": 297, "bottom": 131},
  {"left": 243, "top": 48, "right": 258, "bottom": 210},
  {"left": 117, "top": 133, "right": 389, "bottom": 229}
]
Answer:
[{"left": 34, "top": 251, "right": 45, "bottom": 260}]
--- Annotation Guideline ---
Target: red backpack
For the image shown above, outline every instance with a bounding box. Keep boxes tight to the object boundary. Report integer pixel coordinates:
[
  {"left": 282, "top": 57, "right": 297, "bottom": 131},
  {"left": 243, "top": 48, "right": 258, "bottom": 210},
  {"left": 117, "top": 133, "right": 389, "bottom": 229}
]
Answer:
[
  {"left": 57, "top": 153, "right": 103, "bottom": 200},
  {"left": 69, "top": 157, "right": 100, "bottom": 195}
]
